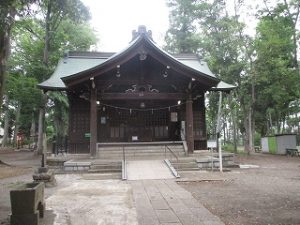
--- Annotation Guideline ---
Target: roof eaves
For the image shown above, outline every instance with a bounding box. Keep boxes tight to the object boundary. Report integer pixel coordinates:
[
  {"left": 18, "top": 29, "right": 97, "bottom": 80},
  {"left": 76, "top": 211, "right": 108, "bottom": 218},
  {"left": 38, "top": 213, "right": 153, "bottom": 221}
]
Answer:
[
  {"left": 61, "top": 36, "right": 144, "bottom": 84},
  {"left": 144, "top": 38, "right": 219, "bottom": 84},
  {"left": 210, "top": 81, "right": 236, "bottom": 92}
]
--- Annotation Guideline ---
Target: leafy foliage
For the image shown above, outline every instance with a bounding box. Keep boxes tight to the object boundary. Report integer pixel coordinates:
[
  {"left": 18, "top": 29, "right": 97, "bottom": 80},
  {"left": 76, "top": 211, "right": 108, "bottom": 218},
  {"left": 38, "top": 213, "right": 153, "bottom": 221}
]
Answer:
[
  {"left": 165, "top": 0, "right": 300, "bottom": 150},
  {"left": 2, "top": 0, "right": 98, "bottom": 146},
  {"left": 254, "top": 4, "right": 300, "bottom": 134}
]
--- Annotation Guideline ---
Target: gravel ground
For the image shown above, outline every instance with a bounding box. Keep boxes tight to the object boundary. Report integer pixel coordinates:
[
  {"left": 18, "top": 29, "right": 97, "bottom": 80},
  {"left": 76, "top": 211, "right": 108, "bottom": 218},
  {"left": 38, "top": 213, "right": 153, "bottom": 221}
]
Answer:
[
  {"left": 178, "top": 153, "right": 300, "bottom": 225},
  {"left": 1, "top": 149, "right": 300, "bottom": 225}
]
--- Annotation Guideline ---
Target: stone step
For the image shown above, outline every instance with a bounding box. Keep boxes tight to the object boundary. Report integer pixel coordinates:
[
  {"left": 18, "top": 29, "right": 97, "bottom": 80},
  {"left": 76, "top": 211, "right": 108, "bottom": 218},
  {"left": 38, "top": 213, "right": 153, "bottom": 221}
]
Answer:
[
  {"left": 82, "top": 173, "right": 122, "bottom": 180},
  {"left": 175, "top": 167, "right": 199, "bottom": 171},
  {"left": 98, "top": 145, "right": 184, "bottom": 151},
  {"left": 98, "top": 152, "right": 186, "bottom": 159},
  {"left": 169, "top": 157, "right": 196, "bottom": 163},
  {"left": 99, "top": 151, "right": 186, "bottom": 155},
  {"left": 171, "top": 164, "right": 198, "bottom": 169},
  {"left": 88, "top": 168, "right": 122, "bottom": 173},
  {"left": 98, "top": 148, "right": 184, "bottom": 154},
  {"left": 91, "top": 161, "right": 122, "bottom": 166},
  {"left": 97, "top": 144, "right": 185, "bottom": 160},
  {"left": 171, "top": 160, "right": 197, "bottom": 165},
  {"left": 169, "top": 158, "right": 199, "bottom": 172},
  {"left": 98, "top": 146, "right": 183, "bottom": 151},
  {"left": 90, "top": 165, "right": 122, "bottom": 170},
  {"left": 198, "top": 162, "right": 220, "bottom": 168},
  {"left": 195, "top": 156, "right": 235, "bottom": 169}
]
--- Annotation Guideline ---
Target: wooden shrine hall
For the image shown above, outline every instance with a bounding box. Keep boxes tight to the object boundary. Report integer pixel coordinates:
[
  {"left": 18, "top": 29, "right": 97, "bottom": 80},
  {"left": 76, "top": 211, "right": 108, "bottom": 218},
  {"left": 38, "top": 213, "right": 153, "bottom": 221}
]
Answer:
[{"left": 39, "top": 25, "right": 233, "bottom": 157}]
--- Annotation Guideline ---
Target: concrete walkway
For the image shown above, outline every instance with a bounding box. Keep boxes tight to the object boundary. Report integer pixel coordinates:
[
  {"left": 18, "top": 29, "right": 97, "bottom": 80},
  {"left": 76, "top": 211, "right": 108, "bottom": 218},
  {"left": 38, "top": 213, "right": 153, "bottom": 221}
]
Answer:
[
  {"left": 127, "top": 160, "right": 174, "bottom": 180},
  {"left": 43, "top": 175, "right": 224, "bottom": 225},
  {"left": 131, "top": 179, "right": 225, "bottom": 225},
  {"left": 46, "top": 175, "right": 138, "bottom": 225}
]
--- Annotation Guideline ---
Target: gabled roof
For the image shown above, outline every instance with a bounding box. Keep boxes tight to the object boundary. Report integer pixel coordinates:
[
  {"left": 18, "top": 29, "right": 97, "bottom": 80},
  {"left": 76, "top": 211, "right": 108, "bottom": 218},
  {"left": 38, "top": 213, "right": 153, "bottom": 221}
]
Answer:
[
  {"left": 38, "top": 52, "right": 114, "bottom": 90},
  {"left": 39, "top": 25, "right": 222, "bottom": 90}
]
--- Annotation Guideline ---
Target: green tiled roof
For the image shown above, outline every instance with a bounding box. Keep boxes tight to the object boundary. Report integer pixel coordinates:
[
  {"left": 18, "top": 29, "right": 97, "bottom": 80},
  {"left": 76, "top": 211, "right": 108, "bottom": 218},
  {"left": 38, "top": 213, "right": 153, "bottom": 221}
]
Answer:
[
  {"left": 38, "top": 26, "right": 228, "bottom": 90},
  {"left": 39, "top": 51, "right": 219, "bottom": 90},
  {"left": 38, "top": 53, "right": 112, "bottom": 90}
]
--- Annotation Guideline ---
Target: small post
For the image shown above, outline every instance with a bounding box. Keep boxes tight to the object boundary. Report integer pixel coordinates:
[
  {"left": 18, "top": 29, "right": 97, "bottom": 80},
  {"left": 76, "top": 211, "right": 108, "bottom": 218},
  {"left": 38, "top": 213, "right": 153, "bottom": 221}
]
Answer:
[
  {"left": 217, "top": 132, "right": 223, "bottom": 172},
  {"left": 211, "top": 146, "right": 214, "bottom": 171},
  {"left": 216, "top": 91, "right": 223, "bottom": 172}
]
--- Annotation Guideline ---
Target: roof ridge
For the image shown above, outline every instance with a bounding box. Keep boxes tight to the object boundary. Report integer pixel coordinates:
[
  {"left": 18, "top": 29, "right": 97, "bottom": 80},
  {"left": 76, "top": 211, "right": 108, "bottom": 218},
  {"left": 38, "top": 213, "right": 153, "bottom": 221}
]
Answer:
[{"left": 68, "top": 51, "right": 116, "bottom": 58}]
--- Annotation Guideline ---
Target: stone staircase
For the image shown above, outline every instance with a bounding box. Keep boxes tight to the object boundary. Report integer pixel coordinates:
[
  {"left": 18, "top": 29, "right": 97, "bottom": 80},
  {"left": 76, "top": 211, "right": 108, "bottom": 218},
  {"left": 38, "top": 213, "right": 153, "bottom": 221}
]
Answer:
[
  {"left": 88, "top": 161, "right": 122, "bottom": 179},
  {"left": 97, "top": 142, "right": 185, "bottom": 159},
  {"left": 195, "top": 153, "right": 237, "bottom": 169},
  {"left": 168, "top": 152, "right": 237, "bottom": 172},
  {"left": 169, "top": 158, "right": 199, "bottom": 171},
  {"left": 88, "top": 161, "right": 122, "bottom": 173}
]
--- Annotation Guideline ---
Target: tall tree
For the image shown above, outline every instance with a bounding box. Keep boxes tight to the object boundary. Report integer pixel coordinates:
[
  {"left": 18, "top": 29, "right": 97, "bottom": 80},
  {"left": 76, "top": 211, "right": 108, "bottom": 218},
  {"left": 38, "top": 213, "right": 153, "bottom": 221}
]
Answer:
[
  {"left": 254, "top": 4, "right": 299, "bottom": 135},
  {"left": 165, "top": 0, "right": 255, "bottom": 153},
  {"left": 0, "top": 0, "right": 36, "bottom": 112},
  {"left": 5, "top": 0, "right": 97, "bottom": 151},
  {"left": 164, "top": 0, "right": 199, "bottom": 53},
  {"left": 35, "top": 0, "right": 92, "bottom": 155}
]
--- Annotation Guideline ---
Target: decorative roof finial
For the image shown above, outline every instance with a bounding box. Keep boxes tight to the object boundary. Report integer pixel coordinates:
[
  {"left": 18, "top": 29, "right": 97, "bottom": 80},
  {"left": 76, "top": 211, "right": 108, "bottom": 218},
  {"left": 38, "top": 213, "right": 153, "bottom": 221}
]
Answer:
[{"left": 131, "top": 25, "right": 153, "bottom": 42}]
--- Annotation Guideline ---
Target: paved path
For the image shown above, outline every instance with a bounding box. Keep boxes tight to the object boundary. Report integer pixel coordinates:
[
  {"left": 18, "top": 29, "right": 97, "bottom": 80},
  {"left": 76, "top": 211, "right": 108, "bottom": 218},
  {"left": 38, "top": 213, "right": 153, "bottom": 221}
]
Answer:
[
  {"left": 46, "top": 175, "right": 138, "bottom": 225},
  {"left": 127, "top": 160, "right": 174, "bottom": 180},
  {"left": 131, "top": 179, "right": 225, "bottom": 225}
]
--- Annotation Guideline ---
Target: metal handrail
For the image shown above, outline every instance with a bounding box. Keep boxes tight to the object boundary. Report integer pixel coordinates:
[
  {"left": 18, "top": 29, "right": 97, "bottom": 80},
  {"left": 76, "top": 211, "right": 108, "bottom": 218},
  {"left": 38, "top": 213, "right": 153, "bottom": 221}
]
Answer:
[{"left": 164, "top": 145, "right": 179, "bottom": 171}]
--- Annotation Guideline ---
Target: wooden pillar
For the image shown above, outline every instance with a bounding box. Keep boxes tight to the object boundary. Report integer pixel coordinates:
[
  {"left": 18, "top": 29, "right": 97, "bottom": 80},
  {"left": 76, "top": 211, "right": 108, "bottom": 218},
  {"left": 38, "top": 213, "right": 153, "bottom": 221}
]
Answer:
[
  {"left": 90, "top": 88, "right": 97, "bottom": 157},
  {"left": 186, "top": 94, "right": 194, "bottom": 153}
]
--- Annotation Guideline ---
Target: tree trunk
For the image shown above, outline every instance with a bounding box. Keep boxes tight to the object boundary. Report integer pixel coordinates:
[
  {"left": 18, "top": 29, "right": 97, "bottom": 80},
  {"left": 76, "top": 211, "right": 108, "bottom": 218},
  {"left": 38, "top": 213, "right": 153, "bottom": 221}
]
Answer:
[
  {"left": 229, "top": 93, "right": 238, "bottom": 153},
  {"left": 36, "top": 0, "right": 52, "bottom": 155},
  {"left": 30, "top": 113, "right": 36, "bottom": 149},
  {"left": 0, "top": 30, "right": 10, "bottom": 113},
  {"left": 13, "top": 102, "right": 21, "bottom": 147},
  {"left": 0, "top": 9, "right": 16, "bottom": 113},
  {"left": 2, "top": 95, "right": 10, "bottom": 147},
  {"left": 248, "top": 109, "right": 253, "bottom": 154},
  {"left": 37, "top": 100, "right": 45, "bottom": 155},
  {"left": 233, "top": 115, "right": 237, "bottom": 153},
  {"left": 223, "top": 121, "right": 226, "bottom": 144},
  {"left": 244, "top": 113, "right": 250, "bottom": 154}
]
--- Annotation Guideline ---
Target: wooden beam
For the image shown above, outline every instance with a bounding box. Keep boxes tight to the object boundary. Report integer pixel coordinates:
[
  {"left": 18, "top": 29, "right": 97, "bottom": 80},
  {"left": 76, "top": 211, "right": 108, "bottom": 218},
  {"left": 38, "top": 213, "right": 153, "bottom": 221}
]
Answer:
[
  {"left": 90, "top": 88, "right": 97, "bottom": 157},
  {"left": 186, "top": 94, "right": 194, "bottom": 153},
  {"left": 99, "top": 92, "right": 187, "bottom": 100}
]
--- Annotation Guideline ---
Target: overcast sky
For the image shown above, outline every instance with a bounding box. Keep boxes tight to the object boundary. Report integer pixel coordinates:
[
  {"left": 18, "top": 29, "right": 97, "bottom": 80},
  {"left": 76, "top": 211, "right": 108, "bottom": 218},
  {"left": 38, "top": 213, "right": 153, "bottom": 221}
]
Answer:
[
  {"left": 81, "top": 0, "right": 170, "bottom": 52},
  {"left": 80, "top": 0, "right": 260, "bottom": 52}
]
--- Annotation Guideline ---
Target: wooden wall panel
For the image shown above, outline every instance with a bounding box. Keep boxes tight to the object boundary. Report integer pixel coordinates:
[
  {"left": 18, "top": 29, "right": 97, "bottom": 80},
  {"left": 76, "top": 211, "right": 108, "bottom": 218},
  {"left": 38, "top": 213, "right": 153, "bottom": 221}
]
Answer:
[{"left": 68, "top": 94, "right": 90, "bottom": 153}]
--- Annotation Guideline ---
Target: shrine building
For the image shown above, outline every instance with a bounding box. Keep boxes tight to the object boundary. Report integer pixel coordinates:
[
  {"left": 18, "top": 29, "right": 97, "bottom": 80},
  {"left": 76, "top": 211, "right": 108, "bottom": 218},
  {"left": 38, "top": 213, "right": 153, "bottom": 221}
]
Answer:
[{"left": 39, "top": 25, "right": 232, "bottom": 157}]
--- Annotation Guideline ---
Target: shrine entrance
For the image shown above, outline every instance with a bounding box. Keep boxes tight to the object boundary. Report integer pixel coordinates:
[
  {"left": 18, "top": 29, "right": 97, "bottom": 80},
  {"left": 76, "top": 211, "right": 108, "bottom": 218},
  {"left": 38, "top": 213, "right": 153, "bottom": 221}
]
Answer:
[{"left": 98, "top": 100, "right": 181, "bottom": 143}]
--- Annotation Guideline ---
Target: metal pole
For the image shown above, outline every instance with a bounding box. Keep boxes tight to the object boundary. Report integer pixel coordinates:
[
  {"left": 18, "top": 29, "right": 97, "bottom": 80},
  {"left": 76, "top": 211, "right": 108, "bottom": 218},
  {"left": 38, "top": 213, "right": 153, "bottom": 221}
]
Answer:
[
  {"left": 216, "top": 91, "right": 223, "bottom": 172},
  {"left": 211, "top": 146, "right": 213, "bottom": 171}
]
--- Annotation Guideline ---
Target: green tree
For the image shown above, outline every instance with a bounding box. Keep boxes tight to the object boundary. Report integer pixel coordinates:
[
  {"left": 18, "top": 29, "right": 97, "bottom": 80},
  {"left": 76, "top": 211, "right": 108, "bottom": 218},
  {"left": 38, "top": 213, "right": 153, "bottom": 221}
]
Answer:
[
  {"left": 4, "top": 0, "right": 97, "bottom": 150},
  {"left": 254, "top": 5, "right": 299, "bottom": 135},
  {"left": 3, "top": 73, "right": 41, "bottom": 146},
  {"left": 164, "top": 0, "right": 199, "bottom": 53},
  {"left": 165, "top": 0, "right": 256, "bottom": 153},
  {"left": 0, "top": 0, "right": 36, "bottom": 112}
]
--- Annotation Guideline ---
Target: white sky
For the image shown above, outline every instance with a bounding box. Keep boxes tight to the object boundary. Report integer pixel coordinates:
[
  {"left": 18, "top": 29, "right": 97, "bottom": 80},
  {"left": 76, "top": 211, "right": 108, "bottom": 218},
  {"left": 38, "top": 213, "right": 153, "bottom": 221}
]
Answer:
[
  {"left": 81, "top": 0, "right": 260, "bottom": 52},
  {"left": 81, "top": 0, "right": 170, "bottom": 52}
]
